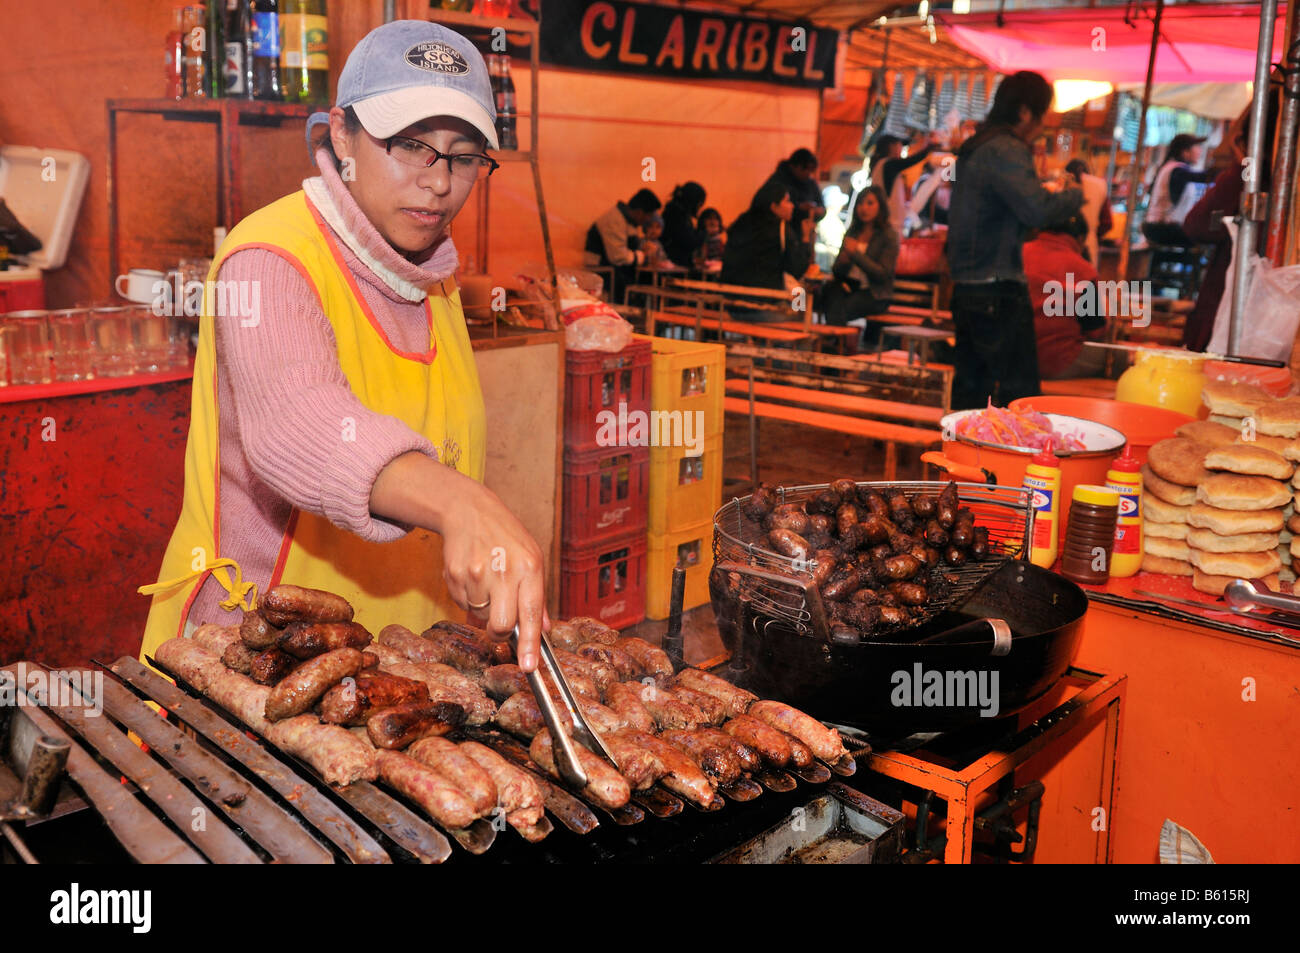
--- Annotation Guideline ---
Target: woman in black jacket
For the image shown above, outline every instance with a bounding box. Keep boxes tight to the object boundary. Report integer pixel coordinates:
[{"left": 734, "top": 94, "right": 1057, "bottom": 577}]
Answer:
[
  {"left": 720, "top": 181, "right": 812, "bottom": 293},
  {"left": 661, "top": 181, "right": 707, "bottom": 268},
  {"left": 823, "top": 185, "right": 899, "bottom": 338}
]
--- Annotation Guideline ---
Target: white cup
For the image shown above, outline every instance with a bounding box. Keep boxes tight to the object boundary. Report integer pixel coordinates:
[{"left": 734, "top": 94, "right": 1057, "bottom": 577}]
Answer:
[{"left": 115, "top": 268, "right": 167, "bottom": 305}]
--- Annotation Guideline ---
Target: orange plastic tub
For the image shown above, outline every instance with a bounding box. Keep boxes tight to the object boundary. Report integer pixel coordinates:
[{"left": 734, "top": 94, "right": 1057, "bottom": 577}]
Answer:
[
  {"left": 1008, "top": 396, "right": 1193, "bottom": 467},
  {"left": 1203, "top": 360, "right": 1295, "bottom": 398}
]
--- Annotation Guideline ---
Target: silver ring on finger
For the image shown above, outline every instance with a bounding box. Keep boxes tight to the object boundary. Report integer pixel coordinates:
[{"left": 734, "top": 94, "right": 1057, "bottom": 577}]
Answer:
[{"left": 467, "top": 597, "right": 491, "bottom": 612}]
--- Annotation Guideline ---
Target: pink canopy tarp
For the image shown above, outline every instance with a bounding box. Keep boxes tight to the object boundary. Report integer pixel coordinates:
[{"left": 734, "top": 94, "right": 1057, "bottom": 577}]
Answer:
[{"left": 939, "top": 4, "right": 1285, "bottom": 85}]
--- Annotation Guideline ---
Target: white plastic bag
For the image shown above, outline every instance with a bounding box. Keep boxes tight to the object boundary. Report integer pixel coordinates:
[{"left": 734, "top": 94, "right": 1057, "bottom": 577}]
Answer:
[{"left": 1208, "top": 219, "right": 1300, "bottom": 362}]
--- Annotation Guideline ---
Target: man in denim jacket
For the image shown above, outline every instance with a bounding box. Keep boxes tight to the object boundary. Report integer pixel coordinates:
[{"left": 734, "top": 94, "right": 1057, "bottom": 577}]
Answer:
[{"left": 947, "top": 71, "right": 1083, "bottom": 408}]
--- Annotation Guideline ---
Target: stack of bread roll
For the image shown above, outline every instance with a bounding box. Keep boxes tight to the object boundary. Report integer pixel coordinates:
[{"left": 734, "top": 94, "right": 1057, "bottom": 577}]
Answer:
[{"left": 1141, "top": 379, "right": 1299, "bottom": 594}]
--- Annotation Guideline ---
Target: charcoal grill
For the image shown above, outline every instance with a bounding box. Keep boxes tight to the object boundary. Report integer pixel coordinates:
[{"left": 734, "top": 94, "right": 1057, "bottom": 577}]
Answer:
[{"left": 0, "top": 656, "right": 866, "bottom": 864}]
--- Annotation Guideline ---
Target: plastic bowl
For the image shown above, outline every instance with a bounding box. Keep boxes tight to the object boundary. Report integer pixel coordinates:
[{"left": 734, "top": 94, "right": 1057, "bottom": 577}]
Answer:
[{"left": 1008, "top": 396, "right": 1194, "bottom": 466}]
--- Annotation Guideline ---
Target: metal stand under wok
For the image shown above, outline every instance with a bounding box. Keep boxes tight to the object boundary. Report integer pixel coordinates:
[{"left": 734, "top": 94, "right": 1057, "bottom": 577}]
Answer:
[{"left": 862, "top": 667, "right": 1125, "bottom": 864}]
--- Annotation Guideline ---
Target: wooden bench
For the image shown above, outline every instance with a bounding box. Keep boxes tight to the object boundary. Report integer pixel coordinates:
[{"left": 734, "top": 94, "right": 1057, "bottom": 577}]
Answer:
[
  {"left": 646, "top": 310, "right": 813, "bottom": 346},
  {"left": 879, "top": 325, "right": 956, "bottom": 366},
  {"left": 724, "top": 396, "right": 942, "bottom": 480},
  {"left": 768, "top": 321, "right": 860, "bottom": 353},
  {"left": 725, "top": 378, "right": 944, "bottom": 425}
]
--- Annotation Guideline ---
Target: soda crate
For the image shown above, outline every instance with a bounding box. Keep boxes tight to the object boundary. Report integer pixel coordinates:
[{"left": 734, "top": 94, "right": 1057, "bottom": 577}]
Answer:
[
  {"left": 560, "top": 531, "right": 647, "bottom": 631},
  {"left": 563, "top": 444, "right": 649, "bottom": 547},
  {"left": 648, "top": 433, "right": 723, "bottom": 535},
  {"left": 564, "top": 338, "right": 652, "bottom": 453},
  {"left": 640, "top": 333, "right": 726, "bottom": 440},
  {"left": 645, "top": 520, "right": 713, "bottom": 620}
]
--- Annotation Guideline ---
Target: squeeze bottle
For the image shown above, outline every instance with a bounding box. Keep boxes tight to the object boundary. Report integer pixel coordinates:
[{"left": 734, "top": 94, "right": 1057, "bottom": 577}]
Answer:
[
  {"left": 1023, "top": 446, "right": 1062, "bottom": 569},
  {"left": 1105, "top": 446, "right": 1144, "bottom": 578}
]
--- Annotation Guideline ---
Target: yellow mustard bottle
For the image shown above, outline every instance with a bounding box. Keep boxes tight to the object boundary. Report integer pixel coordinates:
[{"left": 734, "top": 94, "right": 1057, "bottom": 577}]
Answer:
[
  {"left": 1023, "top": 446, "right": 1062, "bottom": 569},
  {"left": 1105, "top": 446, "right": 1143, "bottom": 577}
]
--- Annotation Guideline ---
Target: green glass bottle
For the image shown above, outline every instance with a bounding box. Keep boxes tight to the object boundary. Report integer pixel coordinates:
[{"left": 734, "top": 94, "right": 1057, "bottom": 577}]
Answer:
[{"left": 279, "top": 0, "right": 328, "bottom": 104}]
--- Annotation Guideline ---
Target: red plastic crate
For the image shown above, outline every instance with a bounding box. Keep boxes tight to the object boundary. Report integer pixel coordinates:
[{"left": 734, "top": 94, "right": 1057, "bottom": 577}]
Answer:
[
  {"left": 563, "top": 444, "right": 649, "bottom": 547},
  {"left": 564, "top": 339, "right": 651, "bottom": 453},
  {"left": 560, "top": 531, "right": 647, "bottom": 631}
]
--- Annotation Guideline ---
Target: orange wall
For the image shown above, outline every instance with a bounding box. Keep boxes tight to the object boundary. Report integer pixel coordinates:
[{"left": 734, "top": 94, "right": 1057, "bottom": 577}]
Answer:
[{"left": 1, "top": 1, "right": 822, "bottom": 307}]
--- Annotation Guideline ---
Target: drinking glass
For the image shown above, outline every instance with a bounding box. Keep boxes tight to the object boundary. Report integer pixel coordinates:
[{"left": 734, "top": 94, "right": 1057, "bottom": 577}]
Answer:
[
  {"left": 128, "top": 304, "right": 169, "bottom": 374},
  {"left": 49, "top": 308, "right": 96, "bottom": 382},
  {"left": 90, "top": 306, "right": 136, "bottom": 378},
  {"left": 3, "top": 310, "right": 53, "bottom": 385}
]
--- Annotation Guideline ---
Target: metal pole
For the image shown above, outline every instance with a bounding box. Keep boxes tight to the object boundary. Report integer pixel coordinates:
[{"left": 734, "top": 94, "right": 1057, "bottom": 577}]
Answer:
[
  {"left": 1230, "top": 0, "right": 1280, "bottom": 354},
  {"left": 1117, "top": 0, "right": 1163, "bottom": 285},
  {"left": 383, "top": 0, "right": 396, "bottom": 23},
  {"left": 1265, "top": 1, "right": 1299, "bottom": 264}
]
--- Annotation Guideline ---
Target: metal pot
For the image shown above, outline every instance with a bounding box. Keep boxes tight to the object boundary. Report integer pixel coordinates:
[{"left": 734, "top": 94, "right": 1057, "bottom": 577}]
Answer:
[{"left": 711, "top": 560, "right": 1088, "bottom": 738}]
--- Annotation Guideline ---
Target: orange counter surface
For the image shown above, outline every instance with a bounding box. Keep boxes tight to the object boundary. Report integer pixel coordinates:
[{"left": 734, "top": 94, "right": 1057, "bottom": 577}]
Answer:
[{"left": 1070, "top": 593, "right": 1300, "bottom": 863}]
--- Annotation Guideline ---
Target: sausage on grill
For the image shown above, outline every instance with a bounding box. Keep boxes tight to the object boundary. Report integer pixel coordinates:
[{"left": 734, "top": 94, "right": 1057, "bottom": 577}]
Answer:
[{"left": 263, "top": 647, "right": 363, "bottom": 722}]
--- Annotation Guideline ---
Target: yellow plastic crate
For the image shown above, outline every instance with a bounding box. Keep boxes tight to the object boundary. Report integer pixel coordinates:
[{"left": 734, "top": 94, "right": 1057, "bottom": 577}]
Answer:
[
  {"left": 638, "top": 333, "right": 726, "bottom": 441},
  {"left": 646, "top": 520, "right": 713, "bottom": 620},
  {"left": 648, "top": 433, "right": 723, "bottom": 535}
]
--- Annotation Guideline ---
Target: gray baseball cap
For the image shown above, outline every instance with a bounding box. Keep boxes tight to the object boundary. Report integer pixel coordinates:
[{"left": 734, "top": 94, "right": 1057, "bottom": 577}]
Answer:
[{"left": 306, "top": 20, "right": 498, "bottom": 150}]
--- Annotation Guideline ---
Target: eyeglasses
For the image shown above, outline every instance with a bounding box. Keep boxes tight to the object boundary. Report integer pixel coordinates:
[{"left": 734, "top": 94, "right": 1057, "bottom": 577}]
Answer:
[{"left": 384, "top": 135, "right": 499, "bottom": 181}]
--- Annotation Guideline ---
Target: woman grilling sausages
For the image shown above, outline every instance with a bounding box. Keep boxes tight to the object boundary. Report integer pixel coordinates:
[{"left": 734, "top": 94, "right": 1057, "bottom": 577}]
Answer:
[{"left": 140, "top": 22, "right": 547, "bottom": 672}]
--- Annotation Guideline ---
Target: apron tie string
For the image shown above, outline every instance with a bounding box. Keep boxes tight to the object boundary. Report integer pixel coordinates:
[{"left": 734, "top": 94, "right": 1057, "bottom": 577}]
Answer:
[{"left": 138, "top": 557, "right": 258, "bottom": 613}]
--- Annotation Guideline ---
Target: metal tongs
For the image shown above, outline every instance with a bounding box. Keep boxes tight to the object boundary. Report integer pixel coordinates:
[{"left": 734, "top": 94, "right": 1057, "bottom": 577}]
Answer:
[{"left": 509, "top": 627, "right": 618, "bottom": 789}]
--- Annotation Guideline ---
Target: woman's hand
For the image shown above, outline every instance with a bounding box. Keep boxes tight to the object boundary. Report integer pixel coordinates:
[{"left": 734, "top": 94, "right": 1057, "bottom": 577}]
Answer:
[{"left": 370, "top": 452, "right": 549, "bottom": 671}]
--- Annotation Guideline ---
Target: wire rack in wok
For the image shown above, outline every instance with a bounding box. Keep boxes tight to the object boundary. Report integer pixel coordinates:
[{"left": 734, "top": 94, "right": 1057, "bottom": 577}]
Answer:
[{"left": 712, "top": 481, "right": 1034, "bottom": 638}]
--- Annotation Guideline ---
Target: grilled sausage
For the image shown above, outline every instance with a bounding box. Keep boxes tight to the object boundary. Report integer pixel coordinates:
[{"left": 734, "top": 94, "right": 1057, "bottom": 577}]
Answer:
[
  {"left": 457, "top": 741, "right": 545, "bottom": 830},
  {"left": 614, "top": 638, "right": 674, "bottom": 678},
  {"left": 263, "top": 647, "right": 363, "bottom": 722},
  {"left": 784, "top": 733, "right": 815, "bottom": 768},
  {"left": 673, "top": 668, "right": 758, "bottom": 718},
  {"left": 248, "top": 647, "right": 298, "bottom": 686},
  {"left": 740, "top": 483, "right": 778, "bottom": 523},
  {"left": 881, "top": 554, "right": 923, "bottom": 580},
  {"left": 662, "top": 729, "right": 742, "bottom": 785},
  {"left": 604, "top": 681, "right": 656, "bottom": 732},
  {"left": 482, "top": 663, "right": 529, "bottom": 700},
  {"left": 670, "top": 687, "right": 728, "bottom": 725},
  {"left": 259, "top": 584, "right": 354, "bottom": 627},
  {"left": 375, "top": 750, "right": 478, "bottom": 830},
  {"left": 830, "top": 477, "right": 858, "bottom": 501},
  {"left": 277, "top": 621, "right": 373, "bottom": 660},
  {"left": 221, "top": 640, "right": 257, "bottom": 675},
  {"left": 971, "top": 526, "right": 990, "bottom": 560},
  {"left": 723, "top": 714, "right": 793, "bottom": 768},
  {"left": 749, "top": 700, "right": 849, "bottom": 763},
  {"left": 821, "top": 569, "right": 861, "bottom": 603},
  {"left": 888, "top": 581, "right": 928, "bottom": 606},
  {"left": 239, "top": 610, "right": 280, "bottom": 649},
  {"left": 886, "top": 491, "right": 915, "bottom": 530},
  {"left": 425, "top": 620, "right": 512, "bottom": 664},
  {"left": 768, "top": 528, "right": 810, "bottom": 561},
  {"left": 806, "top": 514, "right": 834, "bottom": 535},
  {"left": 318, "top": 672, "right": 430, "bottom": 726},
  {"left": 911, "top": 495, "right": 937, "bottom": 519},
  {"left": 859, "top": 514, "right": 891, "bottom": 544},
  {"left": 377, "top": 623, "right": 443, "bottom": 664},
  {"left": 418, "top": 623, "right": 493, "bottom": 674},
  {"left": 808, "top": 488, "right": 841, "bottom": 516},
  {"left": 768, "top": 504, "right": 810, "bottom": 535},
  {"left": 879, "top": 605, "right": 912, "bottom": 626},
  {"left": 365, "top": 700, "right": 464, "bottom": 750},
  {"left": 574, "top": 642, "right": 641, "bottom": 680},
  {"left": 552, "top": 647, "right": 617, "bottom": 695},
  {"left": 924, "top": 520, "right": 950, "bottom": 547},
  {"left": 406, "top": 736, "right": 497, "bottom": 817},
  {"left": 619, "top": 730, "right": 718, "bottom": 808},
  {"left": 596, "top": 729, "right": 665, "bottom": 791},
  {"left": 638, "top": 682, "right": 705, "bottom": 730},
  {"left": 856, "top": 486, "right": 889, "bottom": 516},
  {"left": 944, "top": 545, "right": 968, "bottom": 566},
  {"left": 836, "top": 502, "right": 862, "bottom": 536},
  {"left": 692, "top": 726, "right": 763, "bottom": 773},
  {"left": 529, "top": 730, "right": 631, "bottom": 810},
  {"left": 937, "top": 482, "right": 960, "bottom": 528},
  {"left": 810, "top": 549, "right": 838, "bottom": 588}
]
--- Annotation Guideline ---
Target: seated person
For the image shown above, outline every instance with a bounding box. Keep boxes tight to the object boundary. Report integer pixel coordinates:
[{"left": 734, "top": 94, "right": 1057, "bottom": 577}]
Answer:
[
  {"left": 695, "top": 208, "right": 726, "bottom": 265},
  {"left": 721, "top": 183, "right": 813, "bottom": 321},
  {"left": 640, "top": 214, "right": 667, "bottom": 266},
  {"left": 1141, "top": 134, "right": 1214, "bottom": 248},
  {"left": 822, "top": 186, "right": 899, "bottom": 341},
  {"left": 1024, "top": 214, "right": 1110, "bottom": 380},
  {"left": 583, "top": 188, "right": 661, "bottom": 300},
  {"left": 661, "top": 182, "right": 706, "bottom": 268}
]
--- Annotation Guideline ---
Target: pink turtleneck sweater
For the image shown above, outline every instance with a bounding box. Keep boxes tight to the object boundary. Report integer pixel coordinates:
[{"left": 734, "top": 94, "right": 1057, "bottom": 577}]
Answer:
[{"left": 187, "top": 150, "right": 461, "bottom": 626}]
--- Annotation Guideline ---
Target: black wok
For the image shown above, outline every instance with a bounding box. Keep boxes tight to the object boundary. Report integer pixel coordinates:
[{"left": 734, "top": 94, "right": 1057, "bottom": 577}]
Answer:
[{"left": 710, "top": 561, "right": 1087, "bottom": 736}]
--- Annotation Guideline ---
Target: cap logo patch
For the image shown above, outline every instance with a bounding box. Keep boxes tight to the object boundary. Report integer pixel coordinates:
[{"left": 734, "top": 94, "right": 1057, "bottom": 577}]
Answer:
[{"left": 405, "top": 41, "right": 470, "bottom": 75}]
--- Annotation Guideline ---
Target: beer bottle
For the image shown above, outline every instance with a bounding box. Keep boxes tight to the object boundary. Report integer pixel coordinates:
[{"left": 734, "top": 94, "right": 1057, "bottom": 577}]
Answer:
[
  {"left": 280, "top": 0, "right": 329, "bottom": 104},
  {"left": 496, "top": 55, "right": 518, "bottom": 151},
  {"left": 224, "top": 0, "right": 253, "bottom": 97},
  {"left": 249, "top": 0, "right": 281, "bottom": 100},
  {"left": 205, "top": 0, "right": 225, "bottom": 97},
  {"left": 182, "top": 5, "right": 208, "bottom": 98},
  {"left": 165, "top": 7, "right": 185, "bottom": 100}
]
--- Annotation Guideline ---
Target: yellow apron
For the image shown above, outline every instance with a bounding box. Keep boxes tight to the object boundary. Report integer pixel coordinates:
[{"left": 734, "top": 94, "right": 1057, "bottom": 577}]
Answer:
[{"left": 139, "top": 191, "right": 485, "bottom": 662}]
